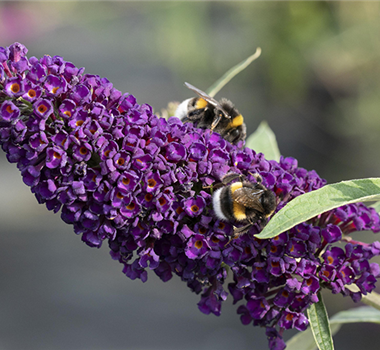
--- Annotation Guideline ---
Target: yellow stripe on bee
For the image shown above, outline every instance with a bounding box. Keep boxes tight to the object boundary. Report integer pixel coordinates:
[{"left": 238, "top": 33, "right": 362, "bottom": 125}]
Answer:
[
  {"left": 230, "top": 182, "right": 246, "bottom": 221},
  {"left": 195, "top": 98, "right": 208, "bottom": 109},
  {"left": 233, "top": 201, "right": 247, "bottom": 221},
  {"left": 228, "top": 114, "right": 244, "bottom": 128},
  {"left": 230, "top": 182, "right": 243, "bottom": 193}
]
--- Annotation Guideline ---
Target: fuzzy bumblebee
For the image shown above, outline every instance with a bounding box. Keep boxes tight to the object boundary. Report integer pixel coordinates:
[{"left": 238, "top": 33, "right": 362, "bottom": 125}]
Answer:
[
  {"left": 212, "top": 173, "right": 277, "bottom": 237},
  {"left": 175, "top": 82, "right": 246, "bottom": 145}
]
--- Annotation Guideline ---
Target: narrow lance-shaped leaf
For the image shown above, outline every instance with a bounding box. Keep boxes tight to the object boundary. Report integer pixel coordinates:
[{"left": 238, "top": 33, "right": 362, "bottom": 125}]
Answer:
[
  {"left": 330, "top": 306, "right": 380, "bottom": 324},
  {"left": 206, "top": 48, "right": 262, "bottom": 98},
  {"left": 345, "top": 285, "right": 380, "bottom": 311},
  {"left": 256, "top": 178, "right": 380, "bottom": 239},
  {"left": 286, "top": 324, "right": 341, "bottom": 350},
  {"left": 245, "top": 121, "right": 281, "bottom": 162},
  {"left": 307, "top": 292, "right": 334, "bottom": 350},
  {"left": 287, "top": 306, "right": 380, "bottom": 350},
  {"left": 371, "top": 200, "right": 380, "bottom": 214}
]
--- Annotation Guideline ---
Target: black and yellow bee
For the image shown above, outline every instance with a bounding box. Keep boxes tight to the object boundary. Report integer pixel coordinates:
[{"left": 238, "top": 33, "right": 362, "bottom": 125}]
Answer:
[
  {"left": 174, "top": 82, "right": 246, "bottom": 145},
  {"left": 212, "top": 172, "right": 277, "bottom": 238}
]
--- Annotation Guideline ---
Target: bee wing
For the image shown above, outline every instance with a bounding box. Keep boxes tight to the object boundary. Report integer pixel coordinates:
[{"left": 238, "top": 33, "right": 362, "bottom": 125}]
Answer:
[
  {"left": 184, "top": 82, "right": 230, "bottom": 120},
  {"left": 233, "top": 187, "right": 265, "bottom": 213}
]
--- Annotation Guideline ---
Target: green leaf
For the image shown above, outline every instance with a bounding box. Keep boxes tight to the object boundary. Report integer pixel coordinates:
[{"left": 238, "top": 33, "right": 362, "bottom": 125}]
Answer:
[
  {"left": 345, "top": 285, "right": 380, "bottom": 311},
  {"left": 286, "top": 306, "right": 380, "bottom": 350},
  {"left": 256, "top": 177, "right": 380, "bottom": 239},
  {"left": 286, "top": 324, "right": 341, "bottom": 350},
  {"left": 245, "top": 121, "right": 281, "bottom": 161},
  {"left": 330, "top": 306, "right": 380, "bottom": 324},
  {"left": 206, "top": 48, "right": 262, "bottom": 98},
  {"left": 307, "top": 292, "right": 334, "bottom": 350},
  {"left": 371, "top": 200, "right": 380, "bottom": 214}
]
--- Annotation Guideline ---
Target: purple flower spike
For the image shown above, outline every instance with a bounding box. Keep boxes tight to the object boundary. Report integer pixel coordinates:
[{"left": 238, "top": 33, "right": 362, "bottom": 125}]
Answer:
[{"left": 2, "top": 42, "right": 380, "bottom": 350}]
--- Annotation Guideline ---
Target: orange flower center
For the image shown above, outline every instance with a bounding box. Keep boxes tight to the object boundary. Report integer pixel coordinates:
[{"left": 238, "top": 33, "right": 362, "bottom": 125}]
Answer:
[
  {"left": 126, "top": 203, "right": 135, "bottom": 210},
  {"left": 191, "top": 205, "right": 199, "bottom": 213},
  {"left": 194, "top": 240, "right": 203, "bottom": 249},
  {"left": 28, "top": 89, "right": 36, "bottom": 98},
  {"left": 38, "top": 104, "right": 48, "bottom": 114},
  {"left": 11, "top": 83, "right": 20, "bottom": 93}
]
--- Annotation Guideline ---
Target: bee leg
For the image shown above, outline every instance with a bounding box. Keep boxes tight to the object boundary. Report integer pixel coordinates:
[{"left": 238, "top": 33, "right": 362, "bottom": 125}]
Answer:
[
  {"left": 259, "top": 217, "right": 269, "bottom": 229},
  {"left": 234, "top": 223, "right": 253, "bottom": 235},
  {"left": 224, "top": 223, "right": 252, "bottom": 246},
  {"left": 203, "top": 182, "right": 224, "bottom": 190},
  {"left": 210, "top": 112, "right": 223, "bottom": 131},
  {"left": 248, "top": 172, "right": 263, "bottom": 184},
  {"left": 221, "top": 173, "right": 243, "bottom": 185}
]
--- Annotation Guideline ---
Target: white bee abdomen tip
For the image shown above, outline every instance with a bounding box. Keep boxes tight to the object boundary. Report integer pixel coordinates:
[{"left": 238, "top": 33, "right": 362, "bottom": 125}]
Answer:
[
  {"left": 212, "top": 187, "right": 228, "bottom": 221},
  {"left": 174, "top": 98, "right": 192, "bottom": 120}
]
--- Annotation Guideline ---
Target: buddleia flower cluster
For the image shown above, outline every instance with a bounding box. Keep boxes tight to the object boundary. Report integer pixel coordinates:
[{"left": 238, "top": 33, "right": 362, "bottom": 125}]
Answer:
[{"left": 1, "top": 42, "right": 380, "bottom": 350}]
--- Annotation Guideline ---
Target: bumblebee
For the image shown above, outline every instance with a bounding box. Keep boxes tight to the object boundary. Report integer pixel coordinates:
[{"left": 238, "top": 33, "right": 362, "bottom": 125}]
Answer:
[
  {"left": 174, "top": 82, "right": 247, "bottom": 145},
  {"left": 212, "top": 172, "right": 277, "bottom": 237}
]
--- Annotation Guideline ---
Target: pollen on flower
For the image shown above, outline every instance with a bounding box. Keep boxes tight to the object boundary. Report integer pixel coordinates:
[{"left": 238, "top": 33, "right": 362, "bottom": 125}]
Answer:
[
  {"left": 148, "top": 179, "right": 157, "bottom": 188},
  {"left": 116, "top": 192, "right": 124, "bottom": 199},
  {"left": 191, "top": 205, "right": 199, "bottom": 213},
  {"left": 38, "top": 105, "right": 48, "bottom": 114},
  {"left": 80, "top": 147, "right": 88, "bottom": 155},
  {"left": 76, "top": 120, "right": 84, "bottom": 127},
  {"left": 64, "top": 111, "right": 71, "bottom": 117},
  {"left": 158, "top": 197, "right": 166, "bottom": 206},
  {"left": 126, "top": 203, "right": 135, "bottom": 210},
  {"left": 52, "top": 87, "right": 59, "bottom": 94},
  {"left": 195, "top": 240, "right": 203, "bottom": 249},
  {"left": 285, "top": 314, "right": 294, "bottom": 321},
  {"left": 53, "top": 151, "right": 62, "bottom": 159},
  {"left": 6, "top": 105, "right": 14, "bottom": 113},
  {"left": 117, "top": 158, "right": 125, "bottom": 166},
  {"left": 28, "top": 89, "right": 36, "bottom": 98},
  {"left": 327, "top": 256, "right": 334, "bottom": 264},
  {"left": 212, "top": 236, "right": 220, "bottom": 243},
  {"left": 198, "top": 227, "right": 207, "bottom": 234},
  {"left": 11, "top": 83, "right": 20, "bottom": 93},
  {"left": 145, "top": 193, "right": 153, "bottom": 202},
  {"left": 271, "top": 261, "right": 279, "bottom": 268}
]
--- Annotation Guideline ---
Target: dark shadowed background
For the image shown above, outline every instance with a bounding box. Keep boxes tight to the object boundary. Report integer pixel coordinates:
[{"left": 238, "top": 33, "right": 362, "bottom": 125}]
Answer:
[{"left": 1, "top": 1, "right": 380, "bottom": 349}]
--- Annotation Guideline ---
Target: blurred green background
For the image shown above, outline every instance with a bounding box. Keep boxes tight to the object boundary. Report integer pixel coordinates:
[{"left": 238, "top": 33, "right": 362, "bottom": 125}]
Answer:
[{"left": 1, "top": 2, "right": 380, "bottom": 350}]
